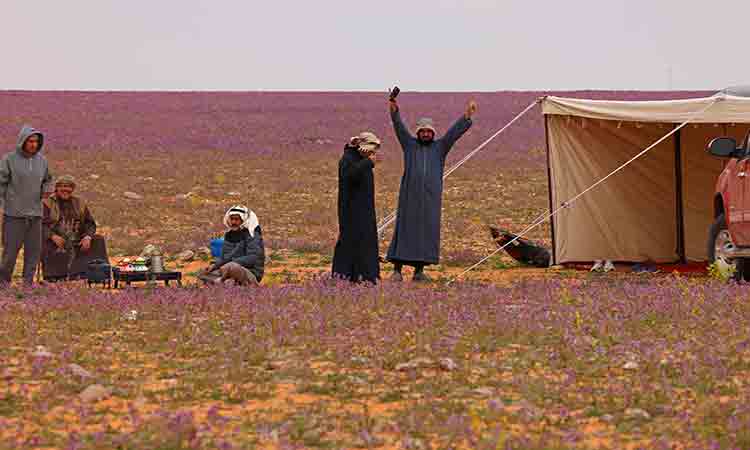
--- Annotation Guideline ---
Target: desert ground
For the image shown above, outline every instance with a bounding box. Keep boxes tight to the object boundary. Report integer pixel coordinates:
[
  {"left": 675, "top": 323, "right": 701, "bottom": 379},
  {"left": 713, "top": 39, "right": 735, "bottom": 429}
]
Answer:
[{"left": 4, "top": 91, "right": 750, "bottom": 450}]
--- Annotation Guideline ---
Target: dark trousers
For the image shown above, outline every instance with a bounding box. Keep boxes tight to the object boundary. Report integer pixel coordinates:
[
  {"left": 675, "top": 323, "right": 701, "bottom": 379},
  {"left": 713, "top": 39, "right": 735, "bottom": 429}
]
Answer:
[
  {"left": 0, "top": 216, "right": 42, "bottom": 285},
  {"left": 391, "top": 259, "right": 426, "bottom": 273}
]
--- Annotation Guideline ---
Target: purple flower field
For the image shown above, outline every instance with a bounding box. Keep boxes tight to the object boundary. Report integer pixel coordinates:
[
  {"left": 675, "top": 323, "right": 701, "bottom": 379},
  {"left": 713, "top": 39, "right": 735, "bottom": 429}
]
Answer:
[
  {"left": 0, "top": 90, "right": 709, "bottom": 161},
  {"left": 2, "top": 90, "right": 745, "bottom": 449},
  {"left": 0, "top": 90, "right": 711, "bottom": 259},
  {"left": 2, "top": 276, "right": 750, "bottom": 448}
]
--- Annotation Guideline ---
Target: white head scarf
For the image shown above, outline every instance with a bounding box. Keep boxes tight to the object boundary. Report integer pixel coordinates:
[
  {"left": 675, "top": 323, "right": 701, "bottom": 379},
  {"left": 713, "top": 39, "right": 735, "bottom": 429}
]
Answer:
[{"left": 223, "top": 205, "right": 260, "bottom": 237}]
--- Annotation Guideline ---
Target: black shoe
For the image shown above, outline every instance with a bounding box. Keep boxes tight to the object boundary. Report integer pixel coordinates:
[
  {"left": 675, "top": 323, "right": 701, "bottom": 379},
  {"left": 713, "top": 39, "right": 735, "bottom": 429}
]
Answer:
[{"left": 413, "top": 272, "right": 432, "bottom": 283}]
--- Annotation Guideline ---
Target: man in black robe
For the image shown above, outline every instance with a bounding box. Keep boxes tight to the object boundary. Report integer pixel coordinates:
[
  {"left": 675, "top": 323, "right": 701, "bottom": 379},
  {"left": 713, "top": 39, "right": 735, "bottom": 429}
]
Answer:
[
  {"left": 332, "top": 132, "right": 381, "bottom": 283},
  {"left": 387, "top": 96, "right": 477, "bottom": 282}
]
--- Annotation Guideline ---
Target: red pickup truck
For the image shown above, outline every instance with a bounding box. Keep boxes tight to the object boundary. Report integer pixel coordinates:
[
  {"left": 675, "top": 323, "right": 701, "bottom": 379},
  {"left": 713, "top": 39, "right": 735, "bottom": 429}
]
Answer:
[{"left": 708, "top": 135, "right": 750, "bottom": 280}]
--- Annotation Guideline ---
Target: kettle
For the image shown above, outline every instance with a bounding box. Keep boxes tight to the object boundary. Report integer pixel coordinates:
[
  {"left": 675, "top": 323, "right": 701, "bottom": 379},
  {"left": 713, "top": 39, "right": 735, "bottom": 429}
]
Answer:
[{"left": 149, "top": 255, "right": 165, "bottom": 273}]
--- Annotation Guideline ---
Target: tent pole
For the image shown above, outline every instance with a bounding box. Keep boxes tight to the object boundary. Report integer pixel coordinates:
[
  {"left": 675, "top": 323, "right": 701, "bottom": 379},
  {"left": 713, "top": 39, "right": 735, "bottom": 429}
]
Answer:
[
  {"left": 674, "top": 127, "right": 687, "bottom": 264},
  {"left": 544, "top": 114, "right": 557, "bottom": 265}
]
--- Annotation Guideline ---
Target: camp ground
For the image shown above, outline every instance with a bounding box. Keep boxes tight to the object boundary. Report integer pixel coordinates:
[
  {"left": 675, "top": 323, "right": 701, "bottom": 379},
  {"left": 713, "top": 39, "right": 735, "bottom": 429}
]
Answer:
[{"left": 441, "top": 88, "right": 750, "bottom": 281}]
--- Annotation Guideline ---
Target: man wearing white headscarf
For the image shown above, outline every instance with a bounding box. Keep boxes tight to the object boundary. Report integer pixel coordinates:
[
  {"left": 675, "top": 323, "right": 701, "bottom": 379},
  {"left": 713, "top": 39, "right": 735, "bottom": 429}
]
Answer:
[
  {"left": 332, "top": 132, "right": 381, "bottom": 283},
  {"left": 198, "top": 205, "right": 265, "bottom": 286}
]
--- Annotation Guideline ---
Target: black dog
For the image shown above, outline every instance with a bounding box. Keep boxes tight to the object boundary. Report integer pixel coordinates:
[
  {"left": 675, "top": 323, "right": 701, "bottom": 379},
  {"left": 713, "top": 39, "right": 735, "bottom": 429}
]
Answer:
[{"left": 489, "top": 226, "right": 551, "bottom": 268}]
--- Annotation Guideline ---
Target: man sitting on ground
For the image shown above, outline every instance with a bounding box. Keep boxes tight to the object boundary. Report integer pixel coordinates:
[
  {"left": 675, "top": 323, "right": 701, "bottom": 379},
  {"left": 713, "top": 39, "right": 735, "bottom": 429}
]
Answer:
[
  {"left": 42, "top": 175, "right": 109, "bottom": 281},
  {"left": 199, "top": 205, "right": 265, "bottom": 286}
]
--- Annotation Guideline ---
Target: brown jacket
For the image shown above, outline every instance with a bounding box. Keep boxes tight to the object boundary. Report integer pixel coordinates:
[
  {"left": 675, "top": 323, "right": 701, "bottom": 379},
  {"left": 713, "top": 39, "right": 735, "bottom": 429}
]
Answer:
[{"left": 42, "top": 195, "right": 97, "bottom": 243}]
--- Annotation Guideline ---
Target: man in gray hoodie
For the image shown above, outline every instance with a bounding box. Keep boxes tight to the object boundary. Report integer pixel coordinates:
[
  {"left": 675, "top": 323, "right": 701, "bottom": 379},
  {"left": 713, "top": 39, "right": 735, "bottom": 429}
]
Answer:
[{"left": 0, "top": 125, "right": 53, "bottom": 285}]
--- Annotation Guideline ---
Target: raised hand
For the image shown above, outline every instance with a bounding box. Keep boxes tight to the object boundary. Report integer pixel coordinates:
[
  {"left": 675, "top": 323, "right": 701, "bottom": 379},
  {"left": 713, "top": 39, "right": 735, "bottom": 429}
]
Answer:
[{"left": 465, "top": 100, "right": 478, "bottom": 119}]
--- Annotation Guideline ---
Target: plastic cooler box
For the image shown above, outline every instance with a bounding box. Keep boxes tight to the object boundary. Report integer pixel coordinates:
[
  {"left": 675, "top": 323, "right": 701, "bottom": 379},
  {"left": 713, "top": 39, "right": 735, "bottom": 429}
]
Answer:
[{"left": 210, "top": 238, "right": 224, "bottom": 258}]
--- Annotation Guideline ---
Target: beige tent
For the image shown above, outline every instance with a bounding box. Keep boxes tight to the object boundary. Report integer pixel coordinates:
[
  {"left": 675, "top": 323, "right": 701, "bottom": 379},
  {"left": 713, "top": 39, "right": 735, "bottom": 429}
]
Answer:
[{"left": 542, "top": 92, "right": 750, "bottom": 265}]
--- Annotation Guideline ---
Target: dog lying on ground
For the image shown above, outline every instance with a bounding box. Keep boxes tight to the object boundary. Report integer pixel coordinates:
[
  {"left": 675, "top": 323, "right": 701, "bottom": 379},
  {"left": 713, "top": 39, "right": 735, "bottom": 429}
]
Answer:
[{"left": 489, "top": 226, "right": 551, "bottom": 268}]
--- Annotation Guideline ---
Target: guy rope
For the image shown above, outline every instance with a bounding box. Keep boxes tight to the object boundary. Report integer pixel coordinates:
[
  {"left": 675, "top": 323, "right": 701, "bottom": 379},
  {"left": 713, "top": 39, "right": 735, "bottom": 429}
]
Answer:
[
  {"left": 447, "top": 95, "right": 723, "bottom": 285},
  {"left": 377, "top": 99, "right": 542, "bottom": 236}
]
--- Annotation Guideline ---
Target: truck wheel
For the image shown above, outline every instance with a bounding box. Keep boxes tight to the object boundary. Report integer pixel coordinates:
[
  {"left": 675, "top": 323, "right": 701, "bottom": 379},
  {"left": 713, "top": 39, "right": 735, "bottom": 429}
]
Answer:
[{"left": 708, "top": 214, "right": 749, "bottom": 281}]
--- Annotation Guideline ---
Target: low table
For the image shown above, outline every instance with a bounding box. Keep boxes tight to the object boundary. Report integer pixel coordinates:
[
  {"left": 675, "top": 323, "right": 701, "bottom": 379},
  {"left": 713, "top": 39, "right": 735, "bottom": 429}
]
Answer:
[{"left": 112, "top": 268, "right": 182, "bottom": 288}]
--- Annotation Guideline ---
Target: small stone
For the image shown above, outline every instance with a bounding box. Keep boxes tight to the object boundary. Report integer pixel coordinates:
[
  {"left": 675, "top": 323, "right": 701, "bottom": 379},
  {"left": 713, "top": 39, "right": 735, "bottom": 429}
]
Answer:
[
  {"left": 622, "top": 361, "right": 639, "bottom": 371},
  {"left": 264, "top": 360, "right": 283, "bottom": 371},
  {"left": 601, "top": 414, "right": 615, "bottom": 422},
  {"left": 123, "top": 191, "right": 143, "bottom": 200},
  {"left": 395, "top": 362, "right": 416, "bottom": 372},
  {"left": 226, "top": 191, "right": 241, "bottom": 197},
  {"left": 438, "top": 358, "right": 458, "bottom": 371},
  {"left": 395, "top": 357, "right": 434, "bottom": 371},
  {"left": 123, "top": 310, "right": 138, "bottom": 321},
  {"left": 89, "top": 174, "right": 100, "bottom": 180},
  {"left": 410, "top": 357, "right": 433, "bottom": 367},
  {"left": 177, "top": 250, "right": 195, "bottom": 262},
  {"left": 624, "top": 408, "right": 651, "bottom": 420},
  {"left": 472, "top": 387, "right": 495, "bottom": 397},
  {"left": 348, "top": 376, "right": 368, "bottom": 385},
  {"left": 68, "top": 364, "right": 93, "bottom": 378},
  {"left": 350, "top": 356, "right": 370, "bottom": 365},
  {"left": 79, "top": 384, "right": 111, "bottom": 403}
]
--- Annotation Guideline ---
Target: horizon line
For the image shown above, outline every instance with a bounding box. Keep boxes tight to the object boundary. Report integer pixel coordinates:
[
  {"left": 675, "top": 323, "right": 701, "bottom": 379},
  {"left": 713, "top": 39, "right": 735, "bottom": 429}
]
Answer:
[{"left": 0, "top": 88, "right": 715, "bottom": 94}]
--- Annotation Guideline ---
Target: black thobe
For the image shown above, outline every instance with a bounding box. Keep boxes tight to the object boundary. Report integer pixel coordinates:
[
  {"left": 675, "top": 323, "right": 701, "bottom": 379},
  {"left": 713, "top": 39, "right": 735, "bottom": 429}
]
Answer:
[
  {"left": 386, "top": 110, "right": 472, "bottom": 265},
  {"left": 332, "top": 146, "right": 379, "bottom": 283}
]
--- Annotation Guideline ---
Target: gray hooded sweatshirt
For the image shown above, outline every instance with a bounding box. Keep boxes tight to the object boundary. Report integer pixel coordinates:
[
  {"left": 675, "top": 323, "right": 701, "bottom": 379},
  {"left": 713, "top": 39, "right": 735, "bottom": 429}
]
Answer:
[{"left": 0, "top": 126, "right": 53, "bottom": 218}]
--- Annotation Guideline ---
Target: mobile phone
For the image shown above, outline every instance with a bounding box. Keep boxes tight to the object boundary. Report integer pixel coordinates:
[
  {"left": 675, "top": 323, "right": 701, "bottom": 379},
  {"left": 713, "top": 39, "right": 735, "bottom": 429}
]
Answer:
[{"left": 389, "top": 86, "right": 400, "bottom": 100}]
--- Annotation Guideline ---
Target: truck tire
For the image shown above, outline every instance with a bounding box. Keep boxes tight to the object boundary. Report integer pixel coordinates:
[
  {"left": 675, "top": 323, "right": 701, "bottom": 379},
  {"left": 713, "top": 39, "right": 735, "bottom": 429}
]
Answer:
[{"left": 708, "top": 214, "right": 750, "bottom": 281}]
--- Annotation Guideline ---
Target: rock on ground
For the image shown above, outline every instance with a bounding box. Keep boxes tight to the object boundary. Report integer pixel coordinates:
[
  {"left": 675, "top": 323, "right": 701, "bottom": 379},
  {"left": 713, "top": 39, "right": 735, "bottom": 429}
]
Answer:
[
  {"left": 123, "top": 191, "right": 143, "bottom": 200},
  {"left": 438, "top": 357, "right": 458, "bottom": 371},
  {"left": 395, "top": 357, "right": 434, "bottom": 372},
  {"left": 67, "top": 363, "right": 93, "bottom": 379},
  {"left": 624, "top": 408, "right": 651, "bottom": 420},
  {"left": 31, "top": 345, "right": 53, "bottom": 358},
  {"left": 177, "top": 250, "right": 195, "bottom": 262},
  {"left": 79, "top": 384, "right": 111, "bottom": 403}
]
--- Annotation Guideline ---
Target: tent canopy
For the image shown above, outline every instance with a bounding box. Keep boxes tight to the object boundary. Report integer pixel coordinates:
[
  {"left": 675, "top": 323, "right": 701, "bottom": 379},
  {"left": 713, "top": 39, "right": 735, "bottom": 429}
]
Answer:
[{"left": 542, "top": 92, "right": 750, "bottom": 265}]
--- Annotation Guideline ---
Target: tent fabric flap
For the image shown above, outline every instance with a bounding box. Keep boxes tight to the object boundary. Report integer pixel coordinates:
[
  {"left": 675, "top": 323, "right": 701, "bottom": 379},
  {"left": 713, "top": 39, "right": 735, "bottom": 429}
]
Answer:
[
  {"left": 543, "top": 95, "right": 750, "bottom": 123},
  {"left": 547, "top": 116, "right": 679, "bottom": 263}
]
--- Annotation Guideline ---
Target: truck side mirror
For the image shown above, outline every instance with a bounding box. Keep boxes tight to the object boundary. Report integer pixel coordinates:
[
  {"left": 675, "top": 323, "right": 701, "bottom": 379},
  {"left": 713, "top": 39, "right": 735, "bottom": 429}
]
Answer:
[{"left": 708, "top": 137, "right": 741, "bottom": 158}]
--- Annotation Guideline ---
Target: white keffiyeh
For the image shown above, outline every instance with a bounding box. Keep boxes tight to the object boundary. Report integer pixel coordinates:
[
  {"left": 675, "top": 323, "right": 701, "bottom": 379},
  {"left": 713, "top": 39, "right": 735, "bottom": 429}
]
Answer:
[{"left": 223, "top": 205, "right": 260, "bottom": 237}]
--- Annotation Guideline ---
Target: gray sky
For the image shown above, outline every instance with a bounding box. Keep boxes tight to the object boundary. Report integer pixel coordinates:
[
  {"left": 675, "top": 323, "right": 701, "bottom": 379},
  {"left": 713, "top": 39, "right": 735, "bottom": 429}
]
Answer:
[{"left": 2, "top": 0, "right": 748, "bottom": 91}]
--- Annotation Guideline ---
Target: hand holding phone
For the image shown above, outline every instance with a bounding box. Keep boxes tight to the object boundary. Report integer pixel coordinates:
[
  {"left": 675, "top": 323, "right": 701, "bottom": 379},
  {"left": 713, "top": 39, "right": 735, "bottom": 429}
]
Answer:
[{"left": 389, "top": 86, "right": 400, "bottom": 100}]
